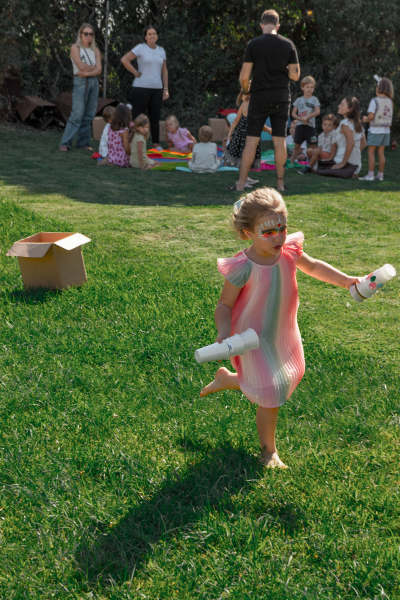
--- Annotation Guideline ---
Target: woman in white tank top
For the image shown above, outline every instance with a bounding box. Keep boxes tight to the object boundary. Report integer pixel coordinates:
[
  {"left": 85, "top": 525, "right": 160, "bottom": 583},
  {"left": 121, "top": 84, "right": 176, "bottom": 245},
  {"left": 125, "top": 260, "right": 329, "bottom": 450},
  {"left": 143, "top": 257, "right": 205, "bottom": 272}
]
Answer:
[{"left": 60, "top": 23, "right": 102, "bottom": 152}]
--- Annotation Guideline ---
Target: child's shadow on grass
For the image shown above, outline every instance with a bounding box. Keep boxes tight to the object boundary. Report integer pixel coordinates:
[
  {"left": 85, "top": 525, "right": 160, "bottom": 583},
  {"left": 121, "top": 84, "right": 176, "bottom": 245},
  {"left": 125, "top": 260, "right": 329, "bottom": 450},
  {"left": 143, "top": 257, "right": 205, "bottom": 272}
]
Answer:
[{"left": 76, "top": 440, "right": 303, "bottom": 588}]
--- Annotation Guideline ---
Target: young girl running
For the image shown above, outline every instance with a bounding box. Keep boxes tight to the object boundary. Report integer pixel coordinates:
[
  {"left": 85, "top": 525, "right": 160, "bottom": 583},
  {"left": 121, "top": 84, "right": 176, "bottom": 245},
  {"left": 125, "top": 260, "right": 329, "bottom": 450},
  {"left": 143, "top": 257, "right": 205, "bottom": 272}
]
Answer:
[
  {"left": 108, "top": 103, "right": 132, "bottom": 168},
  {"left": 360, "top": 77, "right": 394, "bottom": 182},
  {"left": 200, "top": 188, "right": 360, "bottom": 468},
  {"left": 165, "top": 115, "right": 196, "bottom": 152},
  {"left": 224, "top": 87, "right": 271, "bottom": 189},
  {"left": 130, "top": 114, "right": 159, "bottom": 170}
]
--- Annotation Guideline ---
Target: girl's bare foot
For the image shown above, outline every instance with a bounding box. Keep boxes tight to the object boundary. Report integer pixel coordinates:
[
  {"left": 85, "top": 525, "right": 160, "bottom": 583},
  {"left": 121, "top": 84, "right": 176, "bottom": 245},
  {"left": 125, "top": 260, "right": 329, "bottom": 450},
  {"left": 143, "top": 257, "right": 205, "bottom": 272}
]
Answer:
[
  {"left": 60, "top": 146, "right": 69, "bottom": 152},
  {"left": 259, "top": 449, "right": 288, "bottom": 469},
  {"left": 97, "top": 158, "right": 109, "bottom": 166},
  {"left": 200, "top": 367, "right": 239, "bottom": 397}
]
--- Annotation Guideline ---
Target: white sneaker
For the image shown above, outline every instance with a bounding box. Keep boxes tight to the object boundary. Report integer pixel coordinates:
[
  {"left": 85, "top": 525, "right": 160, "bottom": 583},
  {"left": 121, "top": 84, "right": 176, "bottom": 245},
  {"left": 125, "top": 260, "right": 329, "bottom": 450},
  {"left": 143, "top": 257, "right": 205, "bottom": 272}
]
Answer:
[
  {"left": 359, "top": 174, "right": 374, "bottom": 181},
  {"left": 374, "top": 175, "right": 384, "bottom": 182}
]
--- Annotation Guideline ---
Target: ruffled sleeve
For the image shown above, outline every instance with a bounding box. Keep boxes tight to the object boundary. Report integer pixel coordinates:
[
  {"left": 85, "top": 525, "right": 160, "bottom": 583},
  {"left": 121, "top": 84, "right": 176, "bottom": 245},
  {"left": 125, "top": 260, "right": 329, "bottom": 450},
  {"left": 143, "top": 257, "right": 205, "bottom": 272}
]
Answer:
[
  {"left": 217, "top": 252, "right": 253, "bottom": 287},
  {"left": 283, "top": 232, "right": 304, "bottom": 261}
]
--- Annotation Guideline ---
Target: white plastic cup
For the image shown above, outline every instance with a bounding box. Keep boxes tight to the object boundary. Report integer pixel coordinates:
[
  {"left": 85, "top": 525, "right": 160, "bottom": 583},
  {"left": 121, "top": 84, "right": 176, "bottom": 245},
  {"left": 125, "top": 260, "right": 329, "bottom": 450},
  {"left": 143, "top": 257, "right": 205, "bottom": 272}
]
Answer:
[
  {"left": 350, "top": 264, "right": 396, "bottom": 302},
  {"left": 195, "top": 328, "right": 259, "bottom": 364},
  {"left": 374, "top": 75, "right": 382, "bottom": 84}
]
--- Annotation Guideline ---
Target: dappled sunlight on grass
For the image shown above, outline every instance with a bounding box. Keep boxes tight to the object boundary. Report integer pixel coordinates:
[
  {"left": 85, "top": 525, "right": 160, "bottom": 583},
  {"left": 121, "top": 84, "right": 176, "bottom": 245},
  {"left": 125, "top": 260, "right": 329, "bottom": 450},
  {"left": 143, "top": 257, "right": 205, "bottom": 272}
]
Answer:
[{"left": 0, "top": 127, "right": 400, "bottom": 598}]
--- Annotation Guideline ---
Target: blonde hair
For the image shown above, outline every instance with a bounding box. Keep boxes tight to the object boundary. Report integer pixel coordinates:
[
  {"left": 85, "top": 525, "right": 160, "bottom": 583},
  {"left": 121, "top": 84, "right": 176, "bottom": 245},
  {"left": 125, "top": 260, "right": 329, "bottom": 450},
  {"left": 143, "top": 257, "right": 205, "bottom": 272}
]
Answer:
[
  {"left": 301, "top": 76, "right": 316, "bottom": 89},
  {"left": 76, "top": 23, "right": 96, "bottom": 51},
  {"left": 198, "top": 126, "right": 213, "bottom": 143},
  {"left": 165, "top": 115, "right": 179, "bottom": 127},
  {"left": 377, "top": 78, "right": 394, "bottom": 99},
  {"left": 233, "top": 187, "right": 288, "bottom": 240},
  {"left": 134, "top": 114, "right": 150, "bottom": 140}
]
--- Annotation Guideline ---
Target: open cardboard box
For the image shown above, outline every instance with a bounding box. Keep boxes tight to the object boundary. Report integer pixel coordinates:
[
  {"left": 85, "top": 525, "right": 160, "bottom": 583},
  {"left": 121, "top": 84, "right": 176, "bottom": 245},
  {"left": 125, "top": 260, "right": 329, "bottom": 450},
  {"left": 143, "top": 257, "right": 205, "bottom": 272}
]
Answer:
[
  {"left": 208, "top": 118, "right": 228, "bottom": 142},
  {"left": 7, "top": 232, "right": 91, "bottom": 290}
]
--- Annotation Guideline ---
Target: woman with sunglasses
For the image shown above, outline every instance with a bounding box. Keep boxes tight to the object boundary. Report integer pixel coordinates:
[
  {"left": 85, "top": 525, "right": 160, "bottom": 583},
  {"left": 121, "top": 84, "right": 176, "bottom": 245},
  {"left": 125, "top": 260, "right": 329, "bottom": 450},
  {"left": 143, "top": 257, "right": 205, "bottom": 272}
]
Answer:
[
  {"left": 60, "top": 23, "right": 102, "bottom": 152},
  {"left": 121, "top": 25, "right": 169, "bottom": 150}
]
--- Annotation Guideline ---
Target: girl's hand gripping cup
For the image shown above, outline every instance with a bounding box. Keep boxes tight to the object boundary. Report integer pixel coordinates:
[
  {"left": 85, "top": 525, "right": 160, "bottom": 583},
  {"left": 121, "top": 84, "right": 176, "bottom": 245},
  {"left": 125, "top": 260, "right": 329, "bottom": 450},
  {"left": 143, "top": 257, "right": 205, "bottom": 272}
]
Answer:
[
  {"left": 195, "top": 328, "right": 260, "bottom": 364},
  {"left": 350, "top": 264, "right": 396, "bottom": 303}
]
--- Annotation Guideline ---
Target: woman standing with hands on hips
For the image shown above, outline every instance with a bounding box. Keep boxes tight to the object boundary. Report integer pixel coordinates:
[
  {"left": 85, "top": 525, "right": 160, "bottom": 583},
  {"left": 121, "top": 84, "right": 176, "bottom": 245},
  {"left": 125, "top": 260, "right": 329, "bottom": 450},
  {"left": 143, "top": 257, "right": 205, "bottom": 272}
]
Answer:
[
  {"left": 121, "top": 26, "right": 169, "bottom": 150},
  {"left": 60, "top": 23, "right": 102, "bottom": 152}
]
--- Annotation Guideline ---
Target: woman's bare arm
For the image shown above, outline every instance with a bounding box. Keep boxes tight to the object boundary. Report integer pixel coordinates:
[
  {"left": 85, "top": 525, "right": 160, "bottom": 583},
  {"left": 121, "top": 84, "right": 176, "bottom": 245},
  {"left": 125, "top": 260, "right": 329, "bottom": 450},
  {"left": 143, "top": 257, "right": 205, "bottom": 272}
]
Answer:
[
  {"left": 121, "top": 51, "right": 141, "bottom": 78},
  {"left": 161, "top": 60, "right": 169, "bottom": 100},
  {"left": 71, "top": 45, "right": 99, "bottom": 74}
]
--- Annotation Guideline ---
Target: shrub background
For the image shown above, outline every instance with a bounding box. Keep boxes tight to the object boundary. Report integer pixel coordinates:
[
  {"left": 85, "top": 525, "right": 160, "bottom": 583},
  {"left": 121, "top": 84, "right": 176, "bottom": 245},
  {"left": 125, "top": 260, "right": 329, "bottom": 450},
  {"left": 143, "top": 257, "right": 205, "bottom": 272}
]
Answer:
[{"left": 1, "top": 0, "right": 399, "bottom": 129}]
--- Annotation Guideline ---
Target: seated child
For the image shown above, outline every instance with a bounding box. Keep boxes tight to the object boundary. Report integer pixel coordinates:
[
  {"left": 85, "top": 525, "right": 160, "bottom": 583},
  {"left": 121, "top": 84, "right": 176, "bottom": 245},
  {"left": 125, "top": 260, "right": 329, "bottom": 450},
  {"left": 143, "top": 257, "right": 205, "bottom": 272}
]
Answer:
[
  {"left": 290, "top": 76, "right": 320, "bottom": 164},
  {"left": 286, "top": 120, "right": 306, "bottom": 161},
  {"left": 188, "top": 126, "right": 221, "bottom": 173},
  {"left": 98, "top": 105, "right": 115, "bottom": 165},
  {"left": 108, "top": 103, "right": 132, "bottom": 168},
  {"left": 165, "top": 115, "right": 196, "bottom": 152},
  {"left": 299, "top": 114, "right": 339, "bottom": 174},
  {"left": 130, "top": 114, "right": 159, "bottom": 170}
]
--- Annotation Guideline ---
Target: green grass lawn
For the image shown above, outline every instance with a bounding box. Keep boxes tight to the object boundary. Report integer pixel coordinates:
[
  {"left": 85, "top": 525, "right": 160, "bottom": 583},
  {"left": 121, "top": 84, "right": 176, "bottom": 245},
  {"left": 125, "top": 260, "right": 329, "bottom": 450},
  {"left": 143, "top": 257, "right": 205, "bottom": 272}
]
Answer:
[{"left": 0, "top": 125, "right": 399, "bottom": 599}]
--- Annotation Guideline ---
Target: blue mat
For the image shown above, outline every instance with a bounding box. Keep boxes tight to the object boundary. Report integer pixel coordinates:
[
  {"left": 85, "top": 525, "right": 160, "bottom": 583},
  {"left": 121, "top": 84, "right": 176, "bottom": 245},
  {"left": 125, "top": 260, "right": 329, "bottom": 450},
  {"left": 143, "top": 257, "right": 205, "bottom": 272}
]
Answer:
[{"left": 176, "top": 166, "right": 239, "bottom": 173}]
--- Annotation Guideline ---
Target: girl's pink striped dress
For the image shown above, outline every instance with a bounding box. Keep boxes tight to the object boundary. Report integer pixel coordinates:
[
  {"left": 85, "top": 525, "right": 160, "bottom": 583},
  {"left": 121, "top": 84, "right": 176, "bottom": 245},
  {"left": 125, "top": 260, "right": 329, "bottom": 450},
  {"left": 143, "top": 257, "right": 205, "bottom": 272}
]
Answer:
[{"left": 217, "top": 232, "right": 305, "bottom": 408}]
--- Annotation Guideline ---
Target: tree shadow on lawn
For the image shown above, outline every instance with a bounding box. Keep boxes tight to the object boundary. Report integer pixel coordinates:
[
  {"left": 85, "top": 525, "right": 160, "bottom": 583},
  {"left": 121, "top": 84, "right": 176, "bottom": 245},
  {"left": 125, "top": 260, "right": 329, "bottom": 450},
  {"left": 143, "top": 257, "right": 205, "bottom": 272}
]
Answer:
[
  {"left": 2, "top": 128, "right": 399, "bottom": 207},
  {"left": 75, "top": 441, "right": 304, "bottom": 589}
]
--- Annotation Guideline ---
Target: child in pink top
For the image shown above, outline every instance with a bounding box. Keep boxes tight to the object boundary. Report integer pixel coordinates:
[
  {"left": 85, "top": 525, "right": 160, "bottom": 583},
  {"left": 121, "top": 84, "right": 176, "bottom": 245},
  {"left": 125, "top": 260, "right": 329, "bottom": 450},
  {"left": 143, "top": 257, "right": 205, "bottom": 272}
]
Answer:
[
  {"left": 108, "top": 103, "right": 132, "bottom": 168},
  {"left": 200, "top": 187, "right": 361, "bottom": 469},
  {"left": 165, "top": 115, "right": 196, "bottom": 152}
]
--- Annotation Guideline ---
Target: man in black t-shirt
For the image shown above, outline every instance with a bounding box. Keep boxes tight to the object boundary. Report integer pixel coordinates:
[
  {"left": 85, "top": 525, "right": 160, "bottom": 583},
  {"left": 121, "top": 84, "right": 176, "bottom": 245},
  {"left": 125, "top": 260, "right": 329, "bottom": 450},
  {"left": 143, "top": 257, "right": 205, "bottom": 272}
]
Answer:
[{"left": 230, "top": 10, "right": 300, "bottom": 193}]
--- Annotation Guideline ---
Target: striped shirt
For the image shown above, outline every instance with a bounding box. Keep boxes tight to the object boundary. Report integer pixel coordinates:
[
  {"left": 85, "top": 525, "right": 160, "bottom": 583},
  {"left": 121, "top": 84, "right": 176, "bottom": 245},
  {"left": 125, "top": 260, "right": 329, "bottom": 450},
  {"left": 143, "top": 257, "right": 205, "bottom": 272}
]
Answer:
[{"left": 71, "top": 47, "right": 96, "bottom": 75}]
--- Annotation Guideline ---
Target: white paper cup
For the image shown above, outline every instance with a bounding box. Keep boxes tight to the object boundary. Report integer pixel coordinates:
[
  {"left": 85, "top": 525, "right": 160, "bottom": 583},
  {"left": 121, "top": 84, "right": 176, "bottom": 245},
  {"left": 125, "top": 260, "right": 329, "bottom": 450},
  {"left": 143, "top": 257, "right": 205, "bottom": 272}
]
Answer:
[
  {"left": 195, "top": 341, "right": 230, "bottom": 364},
  {"left": 195, "top": 328, "right": 260, "bottom": 364},
  {"left": 350, "top": 264, "right": 396, "bottom": 302}
]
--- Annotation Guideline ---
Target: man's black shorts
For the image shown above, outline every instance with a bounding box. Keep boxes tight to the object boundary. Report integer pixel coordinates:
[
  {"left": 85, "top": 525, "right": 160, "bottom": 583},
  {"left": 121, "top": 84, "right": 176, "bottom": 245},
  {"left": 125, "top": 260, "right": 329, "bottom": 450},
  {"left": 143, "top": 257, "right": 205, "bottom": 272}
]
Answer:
[
  {"left": 247, "top": 98, "right": 290, "bottom": 138},
  {"left": 294, "top": 124, "right": 317, "bottom": 146}
]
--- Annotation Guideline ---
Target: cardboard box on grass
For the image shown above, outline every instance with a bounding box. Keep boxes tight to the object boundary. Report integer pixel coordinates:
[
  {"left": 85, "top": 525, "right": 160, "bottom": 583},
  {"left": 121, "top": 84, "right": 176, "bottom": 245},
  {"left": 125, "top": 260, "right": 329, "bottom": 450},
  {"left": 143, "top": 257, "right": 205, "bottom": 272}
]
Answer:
[
  {"left": 208, "top": 118, "right": 227, "bottom": 142},
  {"left": 93, "top": 116, "right": 106, "bottom": 141},
  {"left": 7, "top": 232, "right": 91, "bottom": 290}
]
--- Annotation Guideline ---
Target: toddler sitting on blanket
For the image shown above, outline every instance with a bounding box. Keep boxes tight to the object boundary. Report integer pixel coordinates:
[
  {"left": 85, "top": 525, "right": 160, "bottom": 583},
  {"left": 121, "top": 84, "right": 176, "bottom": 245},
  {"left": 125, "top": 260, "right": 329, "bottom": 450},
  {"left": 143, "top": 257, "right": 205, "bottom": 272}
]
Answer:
[
  {"left": 188, "top": 126, "right": 221, "bottom": 173},
  {"left": 165, "top": 115, "right": 196, "bottom": 152}
]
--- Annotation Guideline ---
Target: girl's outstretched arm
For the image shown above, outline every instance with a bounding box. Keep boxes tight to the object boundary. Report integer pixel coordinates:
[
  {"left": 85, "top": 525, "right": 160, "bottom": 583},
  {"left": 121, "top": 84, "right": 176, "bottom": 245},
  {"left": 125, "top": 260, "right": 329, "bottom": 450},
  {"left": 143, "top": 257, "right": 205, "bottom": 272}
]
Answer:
[
  {"left": 297, "top": 252, "right": 360, "bottom": 289},
  {"left": 214, "top": 279, "right": 243, "bottom": 342}
]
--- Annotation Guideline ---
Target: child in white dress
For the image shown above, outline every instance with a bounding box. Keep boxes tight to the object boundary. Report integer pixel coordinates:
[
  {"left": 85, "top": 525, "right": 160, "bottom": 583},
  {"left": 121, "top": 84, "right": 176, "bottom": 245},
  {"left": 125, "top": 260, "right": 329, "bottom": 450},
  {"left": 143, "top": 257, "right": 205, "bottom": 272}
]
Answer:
[
  {"left": 98, "top": 106, "right": 115, "bottom": 165},
  {"left": 360, "top": 78, "right": 394, "bottom": 182}
]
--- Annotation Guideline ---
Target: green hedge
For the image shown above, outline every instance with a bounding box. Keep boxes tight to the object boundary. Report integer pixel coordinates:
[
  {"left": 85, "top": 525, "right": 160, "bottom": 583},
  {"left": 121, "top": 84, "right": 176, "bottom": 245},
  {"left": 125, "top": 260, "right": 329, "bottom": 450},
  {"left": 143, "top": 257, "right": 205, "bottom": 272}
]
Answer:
[{"left": 1, "top": 0, "right": 399, "bottom": 130}]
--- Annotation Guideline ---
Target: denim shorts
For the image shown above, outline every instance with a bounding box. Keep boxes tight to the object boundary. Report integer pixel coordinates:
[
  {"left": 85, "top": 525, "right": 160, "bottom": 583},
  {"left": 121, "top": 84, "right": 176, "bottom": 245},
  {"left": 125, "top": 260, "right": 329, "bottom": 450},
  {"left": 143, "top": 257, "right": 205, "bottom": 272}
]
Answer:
[{"left": 367, "top": 132, "right": 390, "bottom": 147}]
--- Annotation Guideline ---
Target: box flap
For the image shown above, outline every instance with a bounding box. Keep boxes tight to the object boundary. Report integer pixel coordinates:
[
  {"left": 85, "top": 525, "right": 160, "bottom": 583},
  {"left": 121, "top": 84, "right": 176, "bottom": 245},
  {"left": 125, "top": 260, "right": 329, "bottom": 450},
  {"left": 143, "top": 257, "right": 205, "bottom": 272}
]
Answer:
[
  {"left": 6, "top": 242, "right": 52, "bottom": 258},
  {"left": 53, "top": 233, "right": 91, "bottom": 250}
]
